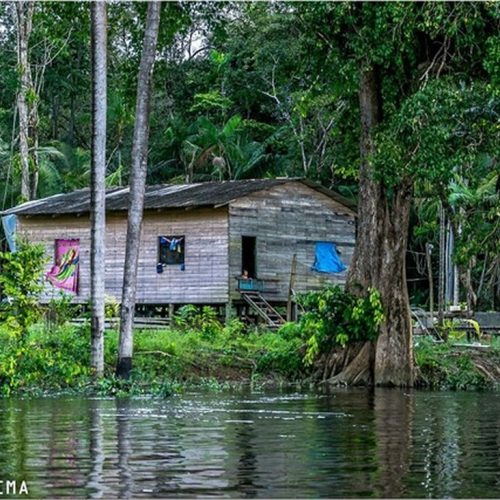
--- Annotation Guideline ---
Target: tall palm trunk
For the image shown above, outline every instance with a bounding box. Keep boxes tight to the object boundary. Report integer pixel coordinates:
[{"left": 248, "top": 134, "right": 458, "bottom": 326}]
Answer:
[
  {"left": 117, "top": 2, "right": 161, "bottom": 378},
  {"left": 15, "top": 1, "right": 34, "bottom": 201},
  {"left": 90, "top": 1, "right": 107, "bottom": 378}
]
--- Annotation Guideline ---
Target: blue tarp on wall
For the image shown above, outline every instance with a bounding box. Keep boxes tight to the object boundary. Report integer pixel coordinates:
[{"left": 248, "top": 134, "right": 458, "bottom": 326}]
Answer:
[
  {"left": 312, "top": 242, "right": 346, "bottom": 273},
  {"left": 2, "top": 215, "right": 17, "bottom": 252}
]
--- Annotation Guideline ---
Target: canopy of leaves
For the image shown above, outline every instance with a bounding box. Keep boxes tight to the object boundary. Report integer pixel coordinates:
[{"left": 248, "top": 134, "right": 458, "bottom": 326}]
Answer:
[{"left": 0, "top": 2, "right": 498, "bottom": 307}]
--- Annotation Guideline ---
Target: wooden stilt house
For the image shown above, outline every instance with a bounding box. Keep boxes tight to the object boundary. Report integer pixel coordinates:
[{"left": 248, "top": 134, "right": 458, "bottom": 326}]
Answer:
[{"left": 1, "top": 179, "right": 356, "bottom": 327}]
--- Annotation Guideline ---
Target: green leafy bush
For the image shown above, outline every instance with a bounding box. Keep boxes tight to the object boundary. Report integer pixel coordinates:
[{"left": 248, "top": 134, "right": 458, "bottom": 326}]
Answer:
[
  {"left": 296, "top": 286, "right": 384, "bottom": 365},
  {"left": 45, "top": 292, "right": 78, "bottom": 326},
  {"left": 415, "top": 336, "right": 493, "bottom": 390},
  {"left": 0, "top": 240, "right": 47, "bottom": 337},
  {"left": 251, "top": 331, "right": 303, "bottom": 377},
  {"left": 104, "top": 295, "right": 120, "bottom": 319},
  {"left": 0, "top": 323, "right": 91, "bottom": 396},
  {"left": 277, "top": 321, "right": 304, "bottom": 341},
  {"left": 173, "top": 305, "right": 223, "bottom": 339},
  {"left": 439, "top": 318, "right": 482, "bottom": 343},
  {"left": 222, "top": 318, "right": 246, "bottom": 337}
]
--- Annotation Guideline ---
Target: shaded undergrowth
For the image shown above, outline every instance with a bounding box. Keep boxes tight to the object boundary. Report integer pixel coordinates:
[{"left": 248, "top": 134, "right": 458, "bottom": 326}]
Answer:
[
  {"left": 1, "top": 317, "right": 499, "bottom": 397},
  {"left": 415, "top": 336, "right": 500, "bottom": 390},
  {"left": 0, "top": 318, "right": 306, "bottom": 397}
]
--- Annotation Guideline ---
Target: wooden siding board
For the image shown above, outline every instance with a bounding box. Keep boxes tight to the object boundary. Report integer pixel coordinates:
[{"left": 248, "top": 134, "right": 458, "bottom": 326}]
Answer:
[
  {"left": 228, "top": 182, "right": 356, "bottom": 301},
  {"left": 17, "top": 208, "right": 229, "bottom": 304}
]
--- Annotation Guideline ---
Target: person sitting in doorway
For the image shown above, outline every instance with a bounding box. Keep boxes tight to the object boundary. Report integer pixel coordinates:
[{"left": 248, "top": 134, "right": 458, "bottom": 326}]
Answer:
[{"left": 241, "top": 269, "right": 250, "bottom": 279}]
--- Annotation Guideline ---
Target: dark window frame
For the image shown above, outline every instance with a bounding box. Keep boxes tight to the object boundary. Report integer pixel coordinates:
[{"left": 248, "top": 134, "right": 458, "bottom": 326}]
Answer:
[{"left": 158, "top": 235, "right": 185, "bottom": 265}]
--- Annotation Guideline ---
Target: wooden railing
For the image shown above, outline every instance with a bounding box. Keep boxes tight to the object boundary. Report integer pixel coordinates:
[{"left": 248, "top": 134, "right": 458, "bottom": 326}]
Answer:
[{"left": 236, "top": 277, "right": 265, "bottom": 292}]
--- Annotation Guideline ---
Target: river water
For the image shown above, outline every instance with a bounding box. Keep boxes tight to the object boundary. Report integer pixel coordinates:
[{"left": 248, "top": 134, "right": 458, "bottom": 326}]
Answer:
[{"left": 0, "top": 388, "right": 499, "bottom": 498}]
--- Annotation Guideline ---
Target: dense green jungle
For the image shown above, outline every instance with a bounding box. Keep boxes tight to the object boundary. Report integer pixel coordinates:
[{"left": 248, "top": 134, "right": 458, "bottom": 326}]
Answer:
[
  {"left": 0, "top": 2, "right": 499, "bottom": 394},
  {"left": 0, "top": 2, "right": 497, "bottom": 311},
  {"left": 1, "top": 5, "right": 500, "bottom": 500}
]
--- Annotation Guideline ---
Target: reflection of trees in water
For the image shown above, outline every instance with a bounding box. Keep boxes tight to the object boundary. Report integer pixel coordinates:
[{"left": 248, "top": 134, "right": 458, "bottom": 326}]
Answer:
[
  {"left": 229, "top": 399, "right": 302, "bottom": 495},
  {"left": 330, "top": 388, "right": 379, "bottom": 496},
  {"left": 46, "top": 399, "right": 84, "bottom": 493},
  {"left": 373, "top": 388, "right": 413, "bottom": 498},
  {"left": 291, "top": 388, "right": 378, "bottom": 496},
  {"left": 348, "top": 396, "right": 376, "bottom": 495},
  {"left": 233, "top": 413, "right": 258, "bottom": 496},
  {"left": 424, "top": 396, "right": 468, "bottom": 497},
  {"left": 425, "top": 397, "right": 461, "bottom": 497},
  {"left": 0, "top": 399, "right": 33, "bottom": 492},
  {"left": 116, "top": 398, "right": 133, "bottom": 498},
  {"left": 411, "top": 392, "right": 499, "bottom": 498},
  {"left": 0, "top": 399, "right": 27, "bottom": 477},
  {"left": 151, "top": 405, "right": 189, "bottom": 494},
  {"left": 412, "top": 395, "right": 465, "bottom": 497},
  {"left": 461, "top": 394, "right": 500, "bottom": 497},
  {"left": 173, "top": 410, "right": 229, "bottom": 493},
  {"left": 0, "top": 398, "right": 90, "bottom": 497},
  {"left": 86, "top": 399, "right": 105, "bottom": 498},
  {"left": 151, "top": 398, "right": 229, "bottom": 495},
  {"left": 15, "top": 400, "right": 27, "bottom": 477},
  {"left": 2, "top": 391, "right": 499, "bottom": 497},
  {"left": 228, "top": 391, "right": 381, "bottom": 497}
]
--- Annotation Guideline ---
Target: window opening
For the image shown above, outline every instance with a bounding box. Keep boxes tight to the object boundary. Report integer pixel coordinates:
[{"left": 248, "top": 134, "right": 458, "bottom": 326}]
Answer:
[{"left": 158, "top": 235, "right": 185, "bottom": 266}]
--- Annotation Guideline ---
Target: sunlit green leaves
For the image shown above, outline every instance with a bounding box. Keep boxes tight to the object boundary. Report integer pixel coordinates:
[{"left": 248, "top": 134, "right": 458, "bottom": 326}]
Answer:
[
  {"left": 190, "top": 91, "right": 233, "bottom": 114},
  {"left": 0, "top": 240, "right": 47, "bottom": 338},
  {"left": 298, "top": 286, "right": 384, "bottom": 365}
]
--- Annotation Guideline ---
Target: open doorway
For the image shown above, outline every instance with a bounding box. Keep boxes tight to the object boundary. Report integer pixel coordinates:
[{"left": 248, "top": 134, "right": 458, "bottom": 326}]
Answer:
[{"left": 241, "top": 236, "right": 256, "bottom": 278}]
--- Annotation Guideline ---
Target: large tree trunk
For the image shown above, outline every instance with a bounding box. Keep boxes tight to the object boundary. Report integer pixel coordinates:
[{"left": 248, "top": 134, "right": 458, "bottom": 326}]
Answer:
[
  {"left": 325, "top": 65, "right": 414, "bottom": 387},
  {"left": 373, "top": 177, "right": 413, "bottom": 386},
  {"left": 15, "top": 1, "right": 34, "bottom": 201},
  {"left": 90, "top": 1, "right": 107, "bottom": 378},
  {"left": 117, "top": 2, "right": 161, "bottom": 378}
]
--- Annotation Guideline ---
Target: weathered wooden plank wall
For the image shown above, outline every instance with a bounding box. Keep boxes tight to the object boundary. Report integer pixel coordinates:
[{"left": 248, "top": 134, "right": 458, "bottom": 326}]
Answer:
[
  {"left": 16, "top": 181, "right": 355, "bottom": 307},
  {"left": 228, "top": 182, "right": 356, "bottom": 302},
  {"left": 18, "top": 208, "right": 229, "bottom": 304}
]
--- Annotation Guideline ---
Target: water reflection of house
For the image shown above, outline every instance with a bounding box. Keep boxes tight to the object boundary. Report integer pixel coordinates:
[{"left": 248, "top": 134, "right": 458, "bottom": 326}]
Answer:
[{"left": 2, "top": 179, "right": 356, "bottom": 326}]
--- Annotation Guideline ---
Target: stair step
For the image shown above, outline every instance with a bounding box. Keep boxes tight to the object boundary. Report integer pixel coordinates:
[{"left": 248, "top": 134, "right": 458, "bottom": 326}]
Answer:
[{"left": 242, "top": 290, "right": 285, "bottom": 327}]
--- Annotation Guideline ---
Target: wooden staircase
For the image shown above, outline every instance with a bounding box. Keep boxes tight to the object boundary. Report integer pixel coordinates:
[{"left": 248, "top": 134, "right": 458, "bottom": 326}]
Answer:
[{"left": 241, "top": 291, "right": 286, "bottom": 330}]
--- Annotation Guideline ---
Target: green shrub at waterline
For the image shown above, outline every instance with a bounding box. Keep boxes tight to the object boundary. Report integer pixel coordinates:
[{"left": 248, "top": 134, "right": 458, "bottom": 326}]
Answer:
[
  {"left": 0, "top": 323, "right": 92, "bottom": 396},
  {"left": 296, "top": 285, "right": 384, "bottom": 365},
  {"left": 415, "top": 336, "right": 500, "bottom": 390},
  {"left": 0, "top": 319, "right": 307, "bottom": 396},
  {"left": 105, "top": 321, "right": 305, "bottom": 382}
]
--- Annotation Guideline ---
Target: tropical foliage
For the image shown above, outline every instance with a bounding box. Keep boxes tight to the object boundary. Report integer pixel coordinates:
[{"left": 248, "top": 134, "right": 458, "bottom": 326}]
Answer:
[
  {"left": 0, "top": 2, "right": 498, "bottom": 389},
  {"left": 296, "top": 286, "right": 384, "bottom": 365},
  {"left": 1, "top": 2, "right": 497, "bottom": 310},
  {"left": 0, "top": 240, "right": 47, "bottom": 337},
  {"left": 0, "top": 309, "right": 306, "bottom": 396}
]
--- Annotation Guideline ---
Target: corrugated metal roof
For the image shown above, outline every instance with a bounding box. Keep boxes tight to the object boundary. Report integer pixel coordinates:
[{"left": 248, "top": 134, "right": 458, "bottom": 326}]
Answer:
[{"left": 1, "top": 179, "right": 356, "bottom": 216}]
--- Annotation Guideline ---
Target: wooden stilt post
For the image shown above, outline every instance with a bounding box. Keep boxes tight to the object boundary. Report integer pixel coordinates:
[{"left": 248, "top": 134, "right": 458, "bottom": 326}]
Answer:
[
  {"left": 225, "top": 301, "right": 232, "bottom": 323},
  {"left": 287, "top": 253, "right": 297, "bottom": 322}
]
